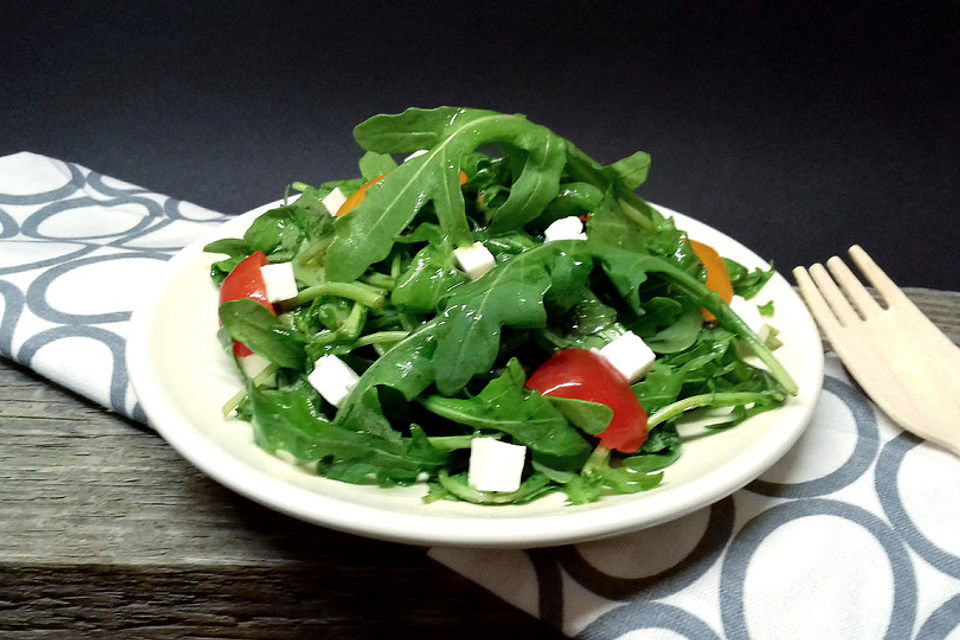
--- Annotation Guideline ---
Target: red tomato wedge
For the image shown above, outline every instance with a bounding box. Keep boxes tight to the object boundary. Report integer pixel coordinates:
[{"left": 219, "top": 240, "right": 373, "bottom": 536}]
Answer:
[
  {"left": 688, "top": 239, "right": 734, "bottom": 322},
  {"left": 525, "top": 349, "right": 648, "bottom": 453},
  {"left": 219, "top": 250, "right": 273, "bottom": 357}
]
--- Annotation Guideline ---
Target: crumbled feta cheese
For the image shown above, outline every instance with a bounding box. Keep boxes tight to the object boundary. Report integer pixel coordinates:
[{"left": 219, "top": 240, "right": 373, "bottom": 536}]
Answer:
[
  {"left": 239, "top": 351, "right": 272, "bottom": 379},
  {"left": 598, "top": 331, "right": 656, "bottom": 383},
  {"left": 543, "top": 216, "right": 587, "bottom": 242},
  {"left": 453, "top": 242, "right": 497, "bottom": 280},
  {"left": 307, "top": 355, "right": 360, "bottom": 408},
  {"left": 729, "top": 296, "right": 771, "bottom": 342},
  {"left": 321, "top": 187, "right": 347, "bottom": 216},
  {"left": 468, "top": 438, "right": 527, "bottom": 493},
  {"left": 260, "top": 262, "right": 298, "bottom": 303},
  {"left": 404, "top": 149, "right": 429, "bottom": 162}
]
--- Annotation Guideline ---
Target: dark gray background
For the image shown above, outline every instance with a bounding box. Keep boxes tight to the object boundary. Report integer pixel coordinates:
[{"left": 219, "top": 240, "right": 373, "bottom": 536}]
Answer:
[{"left": 3, "top": 0, "right": 958, "bottom": 289}]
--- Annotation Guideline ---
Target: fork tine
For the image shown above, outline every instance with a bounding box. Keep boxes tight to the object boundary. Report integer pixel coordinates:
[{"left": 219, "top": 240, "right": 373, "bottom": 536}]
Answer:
[
  {"left": 826, "top": 255, "right": 882, "bottom": 318},
  {"left": 808, "top": 262, "right": 860, "bottom": 327},
  {"left": 793, "top": 266, "right": 843, "bottom": 334},
  {"left": 848, "top": 245, "right": 908, "bottom": 307}
]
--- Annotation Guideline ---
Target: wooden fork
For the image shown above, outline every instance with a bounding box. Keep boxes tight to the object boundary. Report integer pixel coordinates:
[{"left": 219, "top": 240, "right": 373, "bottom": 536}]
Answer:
[{"left": 794, "top": 245, "right": 960, "bottom": 457}]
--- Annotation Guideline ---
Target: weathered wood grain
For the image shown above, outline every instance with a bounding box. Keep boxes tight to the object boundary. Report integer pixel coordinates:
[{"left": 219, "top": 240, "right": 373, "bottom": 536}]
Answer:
[
  {"left": 0, "top": 367, "right": 564, "bottom": 638},
  {"left": 1, "top": 288, "right": 956, "bottom": 638}
]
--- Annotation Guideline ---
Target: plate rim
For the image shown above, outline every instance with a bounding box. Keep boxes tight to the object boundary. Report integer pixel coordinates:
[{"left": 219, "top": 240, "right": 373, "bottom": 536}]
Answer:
[{"left": 127, "top": 200, "right": 824, "bottom": 548}]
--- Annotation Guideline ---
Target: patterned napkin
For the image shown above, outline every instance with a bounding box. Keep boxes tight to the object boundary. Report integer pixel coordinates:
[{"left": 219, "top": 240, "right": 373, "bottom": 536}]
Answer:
[
  {"left": 2, "top": 153, "right": 958, "bottom": 639},
  {"left": 431, "top": 356, "right": 960, "bottom": 638},
  {"left": 0, "top": 152, "right": 229, "bottom": 420}
]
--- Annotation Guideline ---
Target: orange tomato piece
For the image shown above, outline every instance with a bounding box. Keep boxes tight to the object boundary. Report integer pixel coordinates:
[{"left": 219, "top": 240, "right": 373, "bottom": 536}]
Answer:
[
  {"left": 688, "top": 239, "right": 734, "bottom": 322},
  {"left": 336, "top": 170, "right": 469, "bottom": 217},
  {"left": 336, "top": 174, "right": 387, "bottom": 217}
]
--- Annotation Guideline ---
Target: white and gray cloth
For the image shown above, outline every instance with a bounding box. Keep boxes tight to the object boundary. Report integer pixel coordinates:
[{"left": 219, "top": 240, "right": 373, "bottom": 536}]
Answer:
[
  {"left": 0, "top": 152, "right": 229, "bottom": 420},
  {"left": 2, "top": 152, "right": 958, "bottom": 639}
]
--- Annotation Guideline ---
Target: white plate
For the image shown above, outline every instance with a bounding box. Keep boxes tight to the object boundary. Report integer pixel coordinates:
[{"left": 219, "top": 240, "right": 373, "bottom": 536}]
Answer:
[{"left": 127, "top": 201, "right": 823, "bottom": 548}]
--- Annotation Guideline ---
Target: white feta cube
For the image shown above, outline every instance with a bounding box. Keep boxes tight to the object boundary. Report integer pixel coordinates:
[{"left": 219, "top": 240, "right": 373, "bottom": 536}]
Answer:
[
  {"left": 307, "top": 355, "right": 360, "bottom": 408},
  {"left": 239, "top": 351, "right": 272, "bottom": 379},
  {"left": 453, "top": 242, "right": 497, "bottom": 280},
  {"left": 543, "top": 215, "right": 587, "bottom": 242},
  {"left": 729, "top": 296, "right": 770, "bottom": 342},
  {"left": 598, "top": 331, "right": 656, "bottom": 383},
  {"left": 321, "top": 187, "right": 347, "bottom": 217},
  {"left": 259, "top": 262, "right": 299, "bottom": 303},
  {"left": 404, "top": 149, "right": 429, "bottom": 162},
  {"left": 468, "top": 438, "right": 527, "bottom": 493}
]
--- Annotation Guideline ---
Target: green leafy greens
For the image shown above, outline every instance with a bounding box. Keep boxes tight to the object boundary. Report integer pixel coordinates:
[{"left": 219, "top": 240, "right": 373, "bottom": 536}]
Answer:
[{"left": 207, "top": 106, "right": 796, "bottom": 506}]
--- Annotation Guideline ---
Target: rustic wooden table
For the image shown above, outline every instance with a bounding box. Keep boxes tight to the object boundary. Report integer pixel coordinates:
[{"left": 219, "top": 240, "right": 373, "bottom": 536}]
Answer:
[{"left": 2, "top": 289, "right": 957, "bottom": 639}]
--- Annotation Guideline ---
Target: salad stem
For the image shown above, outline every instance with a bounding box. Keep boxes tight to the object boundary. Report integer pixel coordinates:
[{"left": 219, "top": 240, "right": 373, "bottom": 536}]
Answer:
[
  {"left": 647, "top": 391, "right": 779, "bottom": 428},
  {"left": 616, "top": 197, "right": 656, "bottom": 232},
  {"left": 352, "top": 330, "right": 410, "bottom": 348},
  {"left": 284, "top": 281, "right": 386, "bottom": 309},
  {"left": 220, "top": 362, "right": 278, "bottom": 416},
  {"left": 581, "top": 444, "right": 612, "bottom": 476},
  {"left": 337, "top": 303, "right": 367, "bottom": 341},
  {"left": 425, "top": 434, "right": 485, "bottom": 450},
  {"left": 363, "top": 273, "right": 396, "bottom": 289}
]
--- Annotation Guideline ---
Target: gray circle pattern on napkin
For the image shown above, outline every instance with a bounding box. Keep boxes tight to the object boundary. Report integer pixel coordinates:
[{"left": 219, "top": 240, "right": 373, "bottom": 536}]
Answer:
[
  {"left": 523, "top": 373, "right": 960, "bottom": 639},
  {"left": 0, "top": 153, "right": 230, "bottom": 419}
]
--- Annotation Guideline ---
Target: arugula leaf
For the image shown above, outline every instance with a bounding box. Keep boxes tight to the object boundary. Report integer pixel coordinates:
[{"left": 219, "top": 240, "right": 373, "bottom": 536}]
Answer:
[
  {"left": 542, "top": 248, "right": 593, "bottom": 313},
  {"left": 623, "top": 448, "right": 681, "bottom": 473},
  {"left": 394, "top": 221, "right": 446, "bottom": 245},
  {"left": 248, "top": 380, "right": 447, "bottom": 484},
  {"left": 563, "top": 141, "right": 657, "bottom": 232},
  {"left": 564, "top": 463, "right": 663, "bottom": 504},
  {"left": 486, "top": 130, "right": 566, "bottom": 233},
  {"left": 639, "top": 421, "right": 681, "bottom": 453},
  {"left": 631, "top": 364, "right": 685, "bottom": 413},
  {"left": 546, "top": 396, "right": 612, "bottom": 436},
  {"left": 326, "top": 107, "right": 566, "bottom": 282},
  {"left": 539, "top": 291, "right": 624, "bottom": 351},
  {"left": 333, "top": 320, "right": 440, "bottom": 438},
  {"left": 607, "top": 151, "right": 652, "bottom": 190},
  {"left": 219, "top": 299, "right": 307, "bottom": 370},
  {"left": 642, "top": 299, "right": 704, "bottom": 354},
  {"left": 563, "top": 446, "right": 663, "bottom": 504},
  {"left": 203, "top": 237, "right": 251, "bottom": 257},
  {"left": 481, "top": 232, "right": 541, "bottom": 261},
  {"left": 208, "top": 255, "right": 243, "bottom": 286},
  {"left": 432, "top": 244, "right": 556, "bottom": 394},
  {"left": 724, "top": 258, "right": 777, "bottom": 299},
  {"left": 246, "top": 378, "right": 330, "bottom": 459},
  {"left": 391, "top": 243, "right": 466, "bottom": 313},
  {"left": 433, "top": 470, "right": 554, "bottom": 505},
  {"left": 243, "top": 207, "right": 303, "bottom": 258},
  {"left": 584, "top": 190, "right": 646, "bottom": 254},
  {"left": 589, "top": 237, "right": 653, "bottom": 312},
  {"left": 358, "top": 151, "right": 397, "bottom": 181},
  {"left": 541, "top": 182, "right": 604, "bottom": 226},
  {"left": 238, "top": 192, "right": 337, "bottom": 270},
  {"left": 420, "top": 359, "right": 591, "bottom": 470}
]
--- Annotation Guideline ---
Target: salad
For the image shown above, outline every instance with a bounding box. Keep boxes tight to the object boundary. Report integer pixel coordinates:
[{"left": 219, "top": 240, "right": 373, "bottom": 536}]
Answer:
[{"left": 205, "top": 107, "right": 797, "bottom": 506}]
